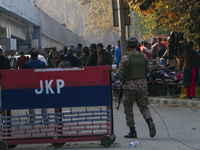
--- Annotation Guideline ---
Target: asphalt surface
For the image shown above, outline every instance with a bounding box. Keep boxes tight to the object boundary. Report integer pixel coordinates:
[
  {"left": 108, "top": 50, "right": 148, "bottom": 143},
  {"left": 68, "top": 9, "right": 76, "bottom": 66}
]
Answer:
[{"left": 4, "top": 99, "right": 200, "bottom": 150}]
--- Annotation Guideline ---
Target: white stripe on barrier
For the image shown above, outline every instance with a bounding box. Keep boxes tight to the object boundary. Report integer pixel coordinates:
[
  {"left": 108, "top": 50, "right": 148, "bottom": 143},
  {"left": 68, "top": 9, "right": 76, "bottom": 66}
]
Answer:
[{"left": 34, "top": 67, "right": 85, "bottom": 72}]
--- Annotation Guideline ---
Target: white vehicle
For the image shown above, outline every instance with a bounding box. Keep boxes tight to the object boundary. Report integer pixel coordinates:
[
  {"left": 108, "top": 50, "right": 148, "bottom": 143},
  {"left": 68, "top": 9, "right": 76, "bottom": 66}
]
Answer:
[{"left": 10, "top": 55, "right": 47, "bottom": 69}]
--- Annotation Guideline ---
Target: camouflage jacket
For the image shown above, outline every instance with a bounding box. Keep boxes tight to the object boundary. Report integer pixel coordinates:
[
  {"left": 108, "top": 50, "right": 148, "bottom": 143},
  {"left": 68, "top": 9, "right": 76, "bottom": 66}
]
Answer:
[{"left": 118, "top": 49, "right": 149, "bottom": 90}]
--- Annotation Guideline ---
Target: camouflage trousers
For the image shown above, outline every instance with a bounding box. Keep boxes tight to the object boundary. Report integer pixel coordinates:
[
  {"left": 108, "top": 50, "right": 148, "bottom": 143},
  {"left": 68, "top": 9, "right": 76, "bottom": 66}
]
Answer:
[{"left": 122, "top": 89, "right": 152, "bottom": 128}]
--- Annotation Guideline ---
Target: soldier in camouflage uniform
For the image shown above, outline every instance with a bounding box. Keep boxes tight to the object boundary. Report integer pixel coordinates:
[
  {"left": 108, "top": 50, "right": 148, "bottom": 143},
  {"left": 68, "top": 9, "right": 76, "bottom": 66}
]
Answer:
[{"left": 118, "top": 37, "right": 156, "bottom": 138}]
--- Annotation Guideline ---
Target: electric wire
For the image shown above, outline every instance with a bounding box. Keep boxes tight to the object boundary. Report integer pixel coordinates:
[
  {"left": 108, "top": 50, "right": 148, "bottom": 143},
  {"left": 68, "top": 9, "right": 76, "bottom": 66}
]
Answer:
[
  {"left": 149, "top": 104, "right": 199, "bottom": 150},
  {"left": 136, "top": 86, "right": 199, "bottom": 150},
  {"left": 117, "top": 73, "right": 199, "bottom": 150}
]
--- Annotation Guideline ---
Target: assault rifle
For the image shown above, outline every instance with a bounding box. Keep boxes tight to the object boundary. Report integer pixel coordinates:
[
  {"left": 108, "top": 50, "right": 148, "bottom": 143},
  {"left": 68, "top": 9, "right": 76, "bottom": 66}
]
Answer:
[{"left": 115, "top": 90, "right": 123, "bottom": 110}]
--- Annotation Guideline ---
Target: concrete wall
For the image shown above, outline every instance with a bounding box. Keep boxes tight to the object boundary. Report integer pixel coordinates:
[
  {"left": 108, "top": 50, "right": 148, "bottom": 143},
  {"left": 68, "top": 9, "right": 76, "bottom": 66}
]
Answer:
[
  {"left": 37, "top": 5, "right": 89, "bottom": 47},
  {"left": 0, "top": 0, "right": 90, "bottom": 49},
  {"left": 0, "top": 0, "right": 40, "bottom": 26},
  {"left": 0, "top": 15, "right": 26, "bottom": 40},
  {"left": 41, "top": 35, "right": 64, "bottom": 50}
]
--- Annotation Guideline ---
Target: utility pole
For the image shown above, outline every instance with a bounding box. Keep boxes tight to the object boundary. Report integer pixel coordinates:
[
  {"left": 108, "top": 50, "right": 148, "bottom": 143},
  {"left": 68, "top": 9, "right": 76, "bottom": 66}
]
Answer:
[
  {"left": 126, "top": 26, "right": 130, "bottom": 38},
  {"left": 132, "top": 5, "right": 136, "bottom": 38},
  {"left": 139, "top": 30, "right": 141, "bottom": 43},
  {"left": 64, "top": 0, "right": 67, "bottom": 28},
  {"left": 83, "top": 4, "right": 86, "bottom": 39},
  {"left": 117, "top": 0, "right": 126, "bottom": 57},
  {"left": 138, "top": 16, "right": 141, "bottom": 43}
]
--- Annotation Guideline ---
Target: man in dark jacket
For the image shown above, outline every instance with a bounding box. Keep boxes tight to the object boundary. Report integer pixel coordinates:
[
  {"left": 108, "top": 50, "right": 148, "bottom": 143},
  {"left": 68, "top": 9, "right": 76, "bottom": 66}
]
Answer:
[
  {"left": 23, "top": 49, "right": 47, "bottom": 123},
  {"left": 58, "top": 54, "right": 71, "bottom": 68},
  {"left": 0, "top": 47, "right": 10, "bottom": 70},
  {"left": 24, "top": 49, "right": 46, "bottom": 69},
  {"left": 87, "top": 43, "right": 98, "bottom": 66},
  {"left": 74, "top": 43, "right": 82, "bottom": 58},
  {"left": 65, "top": 48, "right": 80, "bottom": 67},
  {"left": 97, "top": 43, "right": 110, "bottom": 66}
]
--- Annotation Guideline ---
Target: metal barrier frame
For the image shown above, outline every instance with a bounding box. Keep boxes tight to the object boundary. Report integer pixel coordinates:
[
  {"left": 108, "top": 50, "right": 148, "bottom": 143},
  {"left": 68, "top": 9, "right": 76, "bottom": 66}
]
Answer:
[{"left": 0, "top": 66, "right": 115, "bottom": 149}]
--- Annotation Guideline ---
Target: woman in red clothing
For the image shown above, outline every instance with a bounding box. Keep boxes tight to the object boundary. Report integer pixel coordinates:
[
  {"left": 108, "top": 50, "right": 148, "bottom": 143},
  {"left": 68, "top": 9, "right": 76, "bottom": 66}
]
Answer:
[{"left": 183, "top": 41, "right": 200, "bottom": 99}]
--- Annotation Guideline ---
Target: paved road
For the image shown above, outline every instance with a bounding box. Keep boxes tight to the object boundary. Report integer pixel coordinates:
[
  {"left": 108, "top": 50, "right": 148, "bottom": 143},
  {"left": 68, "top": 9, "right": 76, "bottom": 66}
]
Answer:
[{"left": 4, "top": 102, "right": 200, "bottom": 150}]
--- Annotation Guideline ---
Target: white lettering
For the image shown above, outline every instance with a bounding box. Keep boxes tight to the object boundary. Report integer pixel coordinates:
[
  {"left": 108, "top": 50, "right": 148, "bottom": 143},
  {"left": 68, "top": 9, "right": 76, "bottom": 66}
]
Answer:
[
  {"left": 35, "top": 79, "right": 65, "bottom": 94},
  {"left": 56, "top": 79, "right": 65, "bottom": 94},
  {"left": 45, "top": 80, "right": 54, "bottom": 94},
  {"left": 35, "top": 80, "right": 43, "bottom": 94}
]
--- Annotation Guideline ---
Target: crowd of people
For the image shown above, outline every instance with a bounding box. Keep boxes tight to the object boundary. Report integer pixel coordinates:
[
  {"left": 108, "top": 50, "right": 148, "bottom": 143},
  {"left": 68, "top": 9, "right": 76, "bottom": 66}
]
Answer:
[
  {"left": 38, "top": 42, "right": 121, "bottom": 68},
  {"left": 1, "top": 34, "right": 200, "bottom": 139},
  {"left": 0, "top": 39, "right": 157, "bottom": 138},
  {"left": 0, "top": 41, "right": 123, "bottom": 70},
  {"left": 0, "top": 36, "right": 172, "bottom": 71}
]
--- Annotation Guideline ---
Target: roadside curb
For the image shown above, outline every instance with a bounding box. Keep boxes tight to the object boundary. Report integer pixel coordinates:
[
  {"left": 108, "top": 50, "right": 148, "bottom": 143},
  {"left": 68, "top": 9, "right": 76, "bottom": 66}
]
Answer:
[{"left": 148, "top": 97, "right": 200, "bottom": 107}]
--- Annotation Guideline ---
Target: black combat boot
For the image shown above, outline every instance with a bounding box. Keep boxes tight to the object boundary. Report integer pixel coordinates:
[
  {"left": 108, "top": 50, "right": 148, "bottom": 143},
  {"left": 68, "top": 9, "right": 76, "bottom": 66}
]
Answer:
[
  {"left": 124, "top": 127, "right": 137, "bottom": 138},
  {"left": 146, "top": 118, "right": 156, "bottom": 138}
]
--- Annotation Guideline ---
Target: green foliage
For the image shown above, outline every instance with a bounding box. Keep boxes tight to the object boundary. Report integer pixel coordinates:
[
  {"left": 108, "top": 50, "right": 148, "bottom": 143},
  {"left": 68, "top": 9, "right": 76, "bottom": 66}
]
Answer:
[
  {"left": 127, "top": 0, "right": 200, "bottom": 47},
  {"left": 78, "top": 0, "right": 91, "bottom": 5},
  {"left": 79, "top": 0, "right": 171, "bottom": 43},
  {"left": 78, "top": 0, "right": 120, "bottom": 44},
  {"left": 132, "top": 12, "right": 170, "bottom": 40}
]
